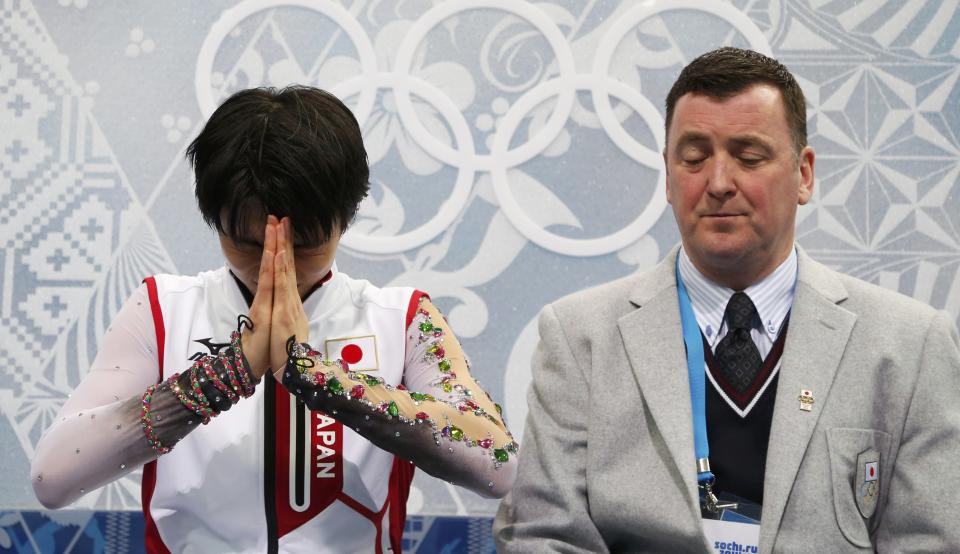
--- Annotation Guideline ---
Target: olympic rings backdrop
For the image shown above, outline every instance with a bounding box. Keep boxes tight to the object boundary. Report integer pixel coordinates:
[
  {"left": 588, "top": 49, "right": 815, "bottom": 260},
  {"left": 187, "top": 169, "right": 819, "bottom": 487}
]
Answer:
[{"left": 2, "top": 0, "right": 960, "bottom": 548}]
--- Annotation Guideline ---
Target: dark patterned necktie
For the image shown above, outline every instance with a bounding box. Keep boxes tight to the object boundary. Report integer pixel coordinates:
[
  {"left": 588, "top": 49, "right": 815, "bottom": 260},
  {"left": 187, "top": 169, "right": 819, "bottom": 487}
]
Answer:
[{"left": 714, "top": 292, "right": 763, "bottom": 395}]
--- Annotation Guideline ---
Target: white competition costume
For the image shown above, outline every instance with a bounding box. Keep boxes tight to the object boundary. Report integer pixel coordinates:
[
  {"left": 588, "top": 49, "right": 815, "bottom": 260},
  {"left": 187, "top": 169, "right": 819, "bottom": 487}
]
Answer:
[{"left": 143, "top": 268, "right": 417, "bottom": 553}]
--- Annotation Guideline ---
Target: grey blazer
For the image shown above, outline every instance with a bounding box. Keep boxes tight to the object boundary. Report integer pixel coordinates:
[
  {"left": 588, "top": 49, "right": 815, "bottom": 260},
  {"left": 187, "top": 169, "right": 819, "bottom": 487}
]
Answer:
[{"left": 494, "top": 246, "right": 960, "bottom": 553}]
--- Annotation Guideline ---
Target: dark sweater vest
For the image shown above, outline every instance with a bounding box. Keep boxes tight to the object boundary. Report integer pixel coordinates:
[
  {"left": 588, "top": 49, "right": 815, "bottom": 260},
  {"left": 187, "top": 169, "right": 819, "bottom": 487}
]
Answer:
[{"left": 703, "top": 321, "right": 789, "bottom": 505}]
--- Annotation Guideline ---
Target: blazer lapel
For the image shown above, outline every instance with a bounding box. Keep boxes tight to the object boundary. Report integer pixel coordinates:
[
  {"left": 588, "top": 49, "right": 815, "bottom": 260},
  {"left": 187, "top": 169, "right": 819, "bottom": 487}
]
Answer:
[
  {"left": 617, "top": 248, "right": 702, "bottom": 521},
  {"left": 759, "top": 248, "right": 857, "bottom": 552}
]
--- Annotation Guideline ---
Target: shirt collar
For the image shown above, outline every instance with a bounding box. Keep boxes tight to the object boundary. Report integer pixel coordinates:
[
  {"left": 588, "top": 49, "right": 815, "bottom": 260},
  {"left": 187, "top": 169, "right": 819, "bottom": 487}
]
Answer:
[{"left": 678, "top": 247, "right": 798, "bottom": 346}]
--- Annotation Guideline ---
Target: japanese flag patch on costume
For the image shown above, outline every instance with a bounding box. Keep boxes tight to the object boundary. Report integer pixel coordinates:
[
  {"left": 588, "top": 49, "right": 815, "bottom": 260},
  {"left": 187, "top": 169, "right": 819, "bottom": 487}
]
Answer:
[{"left": 326, "top": 335, "right": 379, "bottom": 372}]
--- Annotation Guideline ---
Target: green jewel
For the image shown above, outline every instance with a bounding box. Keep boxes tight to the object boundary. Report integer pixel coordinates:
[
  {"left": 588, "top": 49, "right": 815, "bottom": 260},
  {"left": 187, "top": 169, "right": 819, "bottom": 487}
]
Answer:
[
  {"left": 428, "top": 344, "right": 440, "bottom": 354},
  {"left": 419, "top": 322, "right": 434, "bottom": 333},
  {"left": 295, "top": 358, "right": 310, "bottom": 373},
  {"left": 364, "top": 375, "right": 380, "bottom": 387},
  {"left": 449, "top": 426, "right": 464, "bottom": 441},
  {"left": 387, "top": 401, "right": 399, "bottom": 417},
  {"left": 438, "top": 360, "right": 451, "bottom": 372},
  {"left": 495, "top": 403, "right": 503, "bottom": 415},
  {"left": 442, "top": 382, "right": 453, "bottom": 393},
  {"left": 410, "top": 392, "right": 434, "bottom": 402},
  {"left": 327, "top": 377, "right": 343, "bottom": 394},
  {"left": 494, "top": 449, "right": 509, "bottom": 462}
]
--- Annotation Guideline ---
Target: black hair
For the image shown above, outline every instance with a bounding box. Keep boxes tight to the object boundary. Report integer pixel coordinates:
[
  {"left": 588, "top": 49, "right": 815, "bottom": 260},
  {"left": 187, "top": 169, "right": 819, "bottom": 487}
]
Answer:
[
  {"left": 187, "top": 86, "right": 369, "bottom": 246},
  {"left": 665, "top": 47, "right": 807, "bottom": 154}
]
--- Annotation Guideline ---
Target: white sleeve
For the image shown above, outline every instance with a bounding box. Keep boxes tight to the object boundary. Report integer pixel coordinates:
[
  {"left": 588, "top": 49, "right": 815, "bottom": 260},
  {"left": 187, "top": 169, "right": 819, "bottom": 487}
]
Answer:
[{"left": 30, "top": 284, "right": 204, "bottom": 508}]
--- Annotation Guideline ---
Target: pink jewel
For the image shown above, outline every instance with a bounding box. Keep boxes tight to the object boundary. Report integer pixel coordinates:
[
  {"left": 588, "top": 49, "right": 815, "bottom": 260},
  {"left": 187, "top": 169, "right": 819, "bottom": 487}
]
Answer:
[
  {"left": 314, "top": 373, "right": 326, "bottom": 387},
  {"left": 377, "top": 403, "right": 389, "bottom": 413},
  {"left": 434, "top": 347, "right": 445, "bottom": 358},
  {"left": 350, "top": 385, "right": 365, "bottom": 399},
  {"left": 478, "top": 438, "right": 493, "bottom": 449},
  {"left": 458, "top": 404, "right": 470, "bottom": 412},
  {"left": 433, "top": 330, "right": 443, "bottom": 337}
]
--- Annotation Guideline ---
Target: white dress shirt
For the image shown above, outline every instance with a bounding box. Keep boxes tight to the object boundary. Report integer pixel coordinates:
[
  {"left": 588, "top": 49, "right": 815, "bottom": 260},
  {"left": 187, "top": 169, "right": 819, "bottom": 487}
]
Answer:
[{"left": 678, "top": 247, "right": 798, "bottom": 416}]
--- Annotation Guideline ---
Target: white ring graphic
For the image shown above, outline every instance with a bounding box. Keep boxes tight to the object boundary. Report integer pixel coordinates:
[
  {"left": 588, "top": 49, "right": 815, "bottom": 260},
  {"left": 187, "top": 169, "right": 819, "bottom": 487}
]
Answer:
[
  {"left": 337, "top": 72, "right": 476, "bottom": 254},
  {"left": 392, "top": 0, "right": 577, "bottom": 171},
  {"left": 491, "top": 74, "right": 667, "bottom": 257},
  {"left": 195, "top": 0, "right": 378, "bottom": 121},
  {"left": 591, "top": 0, "right": 772, "bottom": 158}
]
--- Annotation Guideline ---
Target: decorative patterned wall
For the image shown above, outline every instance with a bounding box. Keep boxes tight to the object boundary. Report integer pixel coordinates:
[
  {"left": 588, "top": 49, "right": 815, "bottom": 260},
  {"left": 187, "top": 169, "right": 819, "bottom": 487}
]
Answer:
[{"left": 2, "top": 0, "right": 959, "bottom": 532}]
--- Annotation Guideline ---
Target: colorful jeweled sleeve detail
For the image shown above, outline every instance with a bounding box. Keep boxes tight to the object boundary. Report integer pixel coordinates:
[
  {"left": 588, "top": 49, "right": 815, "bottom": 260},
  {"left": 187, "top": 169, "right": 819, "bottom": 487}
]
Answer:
[
  {"left": 278, "top": 297, "right": 518, "bottom": 497},
  {"left": 139, "top": 315, "right": 259, "bottom": 456}
]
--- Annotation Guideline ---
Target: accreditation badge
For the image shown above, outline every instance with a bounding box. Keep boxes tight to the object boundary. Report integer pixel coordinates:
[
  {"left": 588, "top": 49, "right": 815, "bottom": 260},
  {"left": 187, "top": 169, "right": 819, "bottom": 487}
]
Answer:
[
  {"left": 703, "top": 519, "right": 760, "bottom": 554},
  {"left": 855, "top": 448, "right": 880, "bottom": 518},
  {"left": 702, "top": 491, "right": 760, "bottom": 554}
]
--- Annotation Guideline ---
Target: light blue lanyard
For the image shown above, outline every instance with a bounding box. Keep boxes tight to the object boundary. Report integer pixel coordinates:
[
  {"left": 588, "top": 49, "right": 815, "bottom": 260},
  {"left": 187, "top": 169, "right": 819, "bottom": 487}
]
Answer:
[{"left": 675, "top": 260, "right": 714, "bottom": 485}]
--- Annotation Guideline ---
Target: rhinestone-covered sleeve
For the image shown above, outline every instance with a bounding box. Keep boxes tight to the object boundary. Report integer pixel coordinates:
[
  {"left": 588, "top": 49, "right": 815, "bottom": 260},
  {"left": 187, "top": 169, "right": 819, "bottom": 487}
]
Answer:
[{"left": 279, "top": 296, "right": 517, "bottom": 498}]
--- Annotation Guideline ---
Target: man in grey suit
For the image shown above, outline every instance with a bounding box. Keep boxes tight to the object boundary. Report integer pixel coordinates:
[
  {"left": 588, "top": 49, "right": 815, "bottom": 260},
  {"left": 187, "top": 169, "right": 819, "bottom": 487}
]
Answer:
[{"left": 494, "top": 47, "right": 960, "bottom": 552}]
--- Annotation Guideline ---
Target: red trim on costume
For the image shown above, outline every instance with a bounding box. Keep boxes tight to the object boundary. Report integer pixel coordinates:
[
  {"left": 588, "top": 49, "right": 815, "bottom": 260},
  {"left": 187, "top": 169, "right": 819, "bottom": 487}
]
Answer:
[
  {"left": 388, "top": 457, "right": 416, "bottom": 553},
  {"left": 336, "top": 492, "right": 383, "bottom": 554},
  {"left": 405, "top": 290, "right": 430, "bottom": 329},
  {"left": 332, "top": 457, "right": 414, "bottom": 554},
  {"left": 303, "top": 270, "right": 335, "bottom": 298},
  {"left": 143, "top": 277, "right": 165, "bottom": 378},
  {"left": 275, "top": 384, "right": 343, "bottom": 538},
  {"left": 141, "top": 277, "right": 171, "bottom": 554}
]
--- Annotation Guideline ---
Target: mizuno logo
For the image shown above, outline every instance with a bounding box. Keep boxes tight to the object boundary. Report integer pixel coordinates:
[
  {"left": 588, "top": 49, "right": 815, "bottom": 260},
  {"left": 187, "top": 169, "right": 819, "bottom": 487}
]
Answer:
[{"left": 188, "top": 337, "right": 231, "bottom": 361}]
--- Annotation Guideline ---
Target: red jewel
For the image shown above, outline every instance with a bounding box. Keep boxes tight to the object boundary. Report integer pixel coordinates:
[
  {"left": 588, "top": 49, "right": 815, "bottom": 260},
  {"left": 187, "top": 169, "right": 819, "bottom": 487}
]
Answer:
[
  {"left": 396, "top": 384, "right": 407, "bottom": 391},
  {"left": 307, "top": 349, "right": 321, "bottom": 357},
  {"left": 314, "top": 373, "right": 326, "bottom": 387},
  {"left": 350, "top": 385, "right": 365, "bottom": 399},
  {"left": 458, "top": 404, "right": 471, "bottom": 412},
  {"left": 415, "top": 412, "right": 430, "bottom": 420},
  {"left": 466, "top": 401, "right": 479, "bottom": 410},
  {"left": 478, "top": 438, "right": 493, "bottom": 449},
  {"left": 434, "top": 347, "right": 445, "bottom": 358},
  {"left": 419, "top": 309, "right": 429, "bottom": 316}
]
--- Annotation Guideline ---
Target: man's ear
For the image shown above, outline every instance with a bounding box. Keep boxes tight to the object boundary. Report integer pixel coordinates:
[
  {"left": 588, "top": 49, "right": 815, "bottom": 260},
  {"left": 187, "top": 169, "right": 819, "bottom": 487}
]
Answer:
[
  {"left": 663, "top": 149, "right": 674, "bottom": 205},
  {"left": 797, "top": 146, "right": 815, "bottom": 205}
]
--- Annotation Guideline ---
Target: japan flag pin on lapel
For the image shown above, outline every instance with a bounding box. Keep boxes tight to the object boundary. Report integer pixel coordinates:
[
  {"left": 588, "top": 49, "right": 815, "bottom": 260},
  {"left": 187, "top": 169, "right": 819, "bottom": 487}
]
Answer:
[
  {"left": 856, "top": 449, "right": 880, "bottom": 518},
  {"left": 798, "top": 389, "right": 815, "bottom": 412}
]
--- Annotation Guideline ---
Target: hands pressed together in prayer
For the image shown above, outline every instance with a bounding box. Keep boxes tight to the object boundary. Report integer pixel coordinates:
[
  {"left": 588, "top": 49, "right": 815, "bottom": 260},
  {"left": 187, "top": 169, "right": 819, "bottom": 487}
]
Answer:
[{"left": 241, "top": 215, "right": 311, "bottom": 380}]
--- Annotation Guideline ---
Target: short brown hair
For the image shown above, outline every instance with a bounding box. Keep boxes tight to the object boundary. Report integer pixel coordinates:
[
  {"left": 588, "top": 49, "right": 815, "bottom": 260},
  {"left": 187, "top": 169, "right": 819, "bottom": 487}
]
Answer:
[{"left": 665, "top": 47, "right": 807, "bottom": 153}]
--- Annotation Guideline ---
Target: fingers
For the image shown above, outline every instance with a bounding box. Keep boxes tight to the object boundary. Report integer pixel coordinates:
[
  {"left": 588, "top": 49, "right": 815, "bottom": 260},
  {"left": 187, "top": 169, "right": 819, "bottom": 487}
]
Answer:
[
  {"left": 277, "top": 217, "right": 298, "bottom": 297},
  {"left": 250, "top": 220, "right": 277, "bottom": 316},
  {"left": 265, "top": 214, "right": 278, "bottom": 254},
  {"left": 273, "top": 249, "right": 288, "bottom": 310}
]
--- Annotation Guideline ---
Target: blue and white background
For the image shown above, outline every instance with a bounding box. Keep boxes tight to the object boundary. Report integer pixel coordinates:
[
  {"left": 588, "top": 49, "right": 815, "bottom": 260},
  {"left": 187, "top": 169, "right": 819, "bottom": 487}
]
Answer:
[{"left": 2, "top": 0, "right": 959, "bottom": 551}]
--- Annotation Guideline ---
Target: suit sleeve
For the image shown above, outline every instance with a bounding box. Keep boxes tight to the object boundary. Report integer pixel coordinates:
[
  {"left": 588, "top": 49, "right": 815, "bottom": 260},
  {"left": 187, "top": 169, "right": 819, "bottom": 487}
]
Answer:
[
  {"left": 875, "top": 309, "right": 960, "bottom": 550},
  {"left": 493, "top": 304, "right": 609, "bottom": 553}
]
